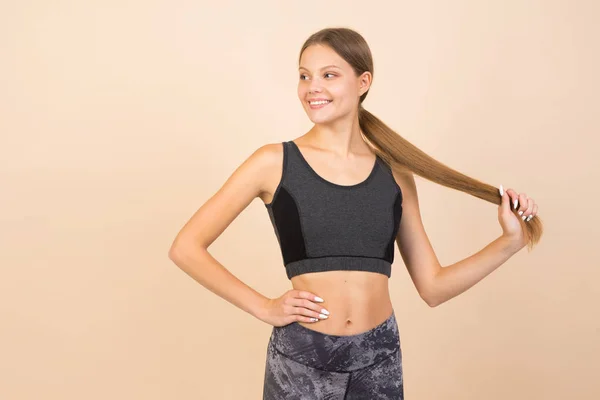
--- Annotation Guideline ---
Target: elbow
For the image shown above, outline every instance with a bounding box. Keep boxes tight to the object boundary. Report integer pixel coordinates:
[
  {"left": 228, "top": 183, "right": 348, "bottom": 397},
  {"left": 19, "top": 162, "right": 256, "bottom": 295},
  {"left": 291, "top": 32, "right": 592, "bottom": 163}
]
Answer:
[
  {"left": 168, "top": 246, "right": 179, "bottom": 261},
  {"left": 168, "top": 238, "right": 205, "bottom": 262},
  {"left": 422, "top": 293, "right": 439, "bottom": 308},
  {"left": 168, "top": 245, "right": 182, "bottom": 263},
  {"left": 418, "top": 288, "right": 438, "bottom": 307},
  {"left": 420, "top": 281, "right": 441, "bottom": 308},
  {"left": 168, "top": 239, "right": 188, "bottom": 262},
  {"left": 422, "top": 267, "right": 443, "bottom": 307},
  {"left": 425, "top": 296, "right": 440, "bottom": 308},
  {"left": 168, "top": 232, "right": 191, "bottom": 261}
]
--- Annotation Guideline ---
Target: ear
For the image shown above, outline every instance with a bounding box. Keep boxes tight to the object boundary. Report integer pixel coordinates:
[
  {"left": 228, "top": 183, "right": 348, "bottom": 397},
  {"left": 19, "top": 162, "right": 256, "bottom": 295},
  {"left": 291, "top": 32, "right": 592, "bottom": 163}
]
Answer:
[{"left": 358, "top": 71, "right": 372, "bottom": 95}]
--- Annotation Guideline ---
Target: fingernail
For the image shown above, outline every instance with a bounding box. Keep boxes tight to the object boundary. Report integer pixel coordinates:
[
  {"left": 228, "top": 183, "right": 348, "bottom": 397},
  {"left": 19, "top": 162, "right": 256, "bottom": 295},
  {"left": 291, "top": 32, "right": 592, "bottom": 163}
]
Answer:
[
  {"left": 526, "top": 215, "right": 533, "bottom": 221},
  {"left": 311, "top": 318, "right": 318, "bottom": 322},
  {"left": 513, "top": 199, "right": 518, "bottom": 210},
  {"left": 518, "top": 211, "right": 523, "bottom": 216},
  {"left": 521, "top": 215, "right": 527, "bottom": 220},
  {"left": 315, "top": 296, "right": 324, "bottom": 302},
  {"left": 499, "top": 184, "right": 504, "bottom": 196},
  {"left": 321, "top": 309, "right": 330, "bottom": 315},
  {"left": 319, "top": 314, "right": 328, "bottom": 319}
]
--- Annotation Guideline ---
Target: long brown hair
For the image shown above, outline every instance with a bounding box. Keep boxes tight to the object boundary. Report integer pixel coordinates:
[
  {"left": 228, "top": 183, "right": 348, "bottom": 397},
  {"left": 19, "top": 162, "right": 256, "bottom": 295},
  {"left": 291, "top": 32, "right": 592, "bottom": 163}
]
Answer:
[{"left": 299, "top": 27, "right": 543, "bottom": 250}]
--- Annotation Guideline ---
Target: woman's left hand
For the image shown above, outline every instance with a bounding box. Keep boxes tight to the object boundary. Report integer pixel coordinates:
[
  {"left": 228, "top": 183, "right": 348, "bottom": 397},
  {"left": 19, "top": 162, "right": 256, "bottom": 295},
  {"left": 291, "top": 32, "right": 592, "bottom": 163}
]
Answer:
[{"left": 498, "top": 185, "right": 538, "bottom": 250}]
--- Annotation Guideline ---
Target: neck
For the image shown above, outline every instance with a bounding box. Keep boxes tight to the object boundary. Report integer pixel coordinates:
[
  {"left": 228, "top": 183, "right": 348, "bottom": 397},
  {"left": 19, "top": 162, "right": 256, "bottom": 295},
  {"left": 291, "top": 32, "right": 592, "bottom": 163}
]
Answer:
[{"left": 308, "top": 114, "right": 369, "bottom": 157}]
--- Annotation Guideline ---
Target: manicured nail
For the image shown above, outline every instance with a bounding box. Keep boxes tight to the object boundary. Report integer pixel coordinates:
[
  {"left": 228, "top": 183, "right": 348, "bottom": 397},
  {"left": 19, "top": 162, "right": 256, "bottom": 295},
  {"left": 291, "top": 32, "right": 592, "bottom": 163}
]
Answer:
[
  {"left": 311, "top": 318, "right": 318, "bottom": 322},
  {"left": 526, "top": 215, "right": 533, "bottom": 221},
  {"left": 521, "top": 215, "right": 527, "bottom": 220},
  {"left": 513, "top": 199, "right": 518, "bottom": 210},
  {"left": 518, "top": 211, "right": 523, "bottom": 216},
  {"left": 321, "top": 309, "right": 330, "bottom": 315},
  {"left": 319, "top": 314, "right": 328, "bottom": 319},
  {"left": 314, "top": 296, "right": 324, "bottom": 302},
  {"left": 499, "top": 184, "right": 504, "bottom": 196}
]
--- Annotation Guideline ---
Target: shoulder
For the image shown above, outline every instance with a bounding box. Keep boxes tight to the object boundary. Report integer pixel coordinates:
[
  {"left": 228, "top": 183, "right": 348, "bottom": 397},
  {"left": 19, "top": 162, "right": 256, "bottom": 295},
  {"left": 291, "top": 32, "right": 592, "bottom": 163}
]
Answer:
[
  {"left": 240, "top": 141, "right": 284, "bottom": 166},
  {"left": 244, "top": 142, "right": 286, "bottom": 203},
  {"left": 390, "top": 164, "right": 418, "bottom": 203},
  {"left": 390, "top": 164, "right": 414, "bottom": 186},
  {"left": 249, "top": 142, "right": 285, "bottom": 171},
  {"left": 225, "top": 142, "right": 284, "bottom": 192}
]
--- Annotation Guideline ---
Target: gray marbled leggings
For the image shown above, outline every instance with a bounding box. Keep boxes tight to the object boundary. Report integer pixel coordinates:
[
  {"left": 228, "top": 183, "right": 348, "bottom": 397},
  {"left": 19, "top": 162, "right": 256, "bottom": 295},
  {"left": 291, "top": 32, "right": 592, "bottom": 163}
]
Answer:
[{"left": 262, "top": 310, "right": 403, "bottom": 399}]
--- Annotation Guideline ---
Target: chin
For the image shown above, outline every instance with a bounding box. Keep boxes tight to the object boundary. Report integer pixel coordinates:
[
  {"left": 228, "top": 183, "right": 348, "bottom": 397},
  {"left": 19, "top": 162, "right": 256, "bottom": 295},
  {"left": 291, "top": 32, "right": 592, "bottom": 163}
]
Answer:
[
  {"left": 307, "top": 110, "right": 349, "bottom": 125},
  {"left": 305, "top": 110, "right": 338, "bottom": 124},
  {"left": 310, "top": 117, "right": 338, "bottom": 125}
]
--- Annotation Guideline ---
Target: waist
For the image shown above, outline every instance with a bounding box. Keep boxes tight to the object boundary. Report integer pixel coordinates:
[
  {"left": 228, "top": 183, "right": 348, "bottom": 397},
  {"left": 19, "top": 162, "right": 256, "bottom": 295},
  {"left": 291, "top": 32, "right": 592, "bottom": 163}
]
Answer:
[
  {"left": 290, "top": 269, "right": 393, "bottom": 336},
  {"left": 269, "top": 310, "right": 400, "bottom": 372}
]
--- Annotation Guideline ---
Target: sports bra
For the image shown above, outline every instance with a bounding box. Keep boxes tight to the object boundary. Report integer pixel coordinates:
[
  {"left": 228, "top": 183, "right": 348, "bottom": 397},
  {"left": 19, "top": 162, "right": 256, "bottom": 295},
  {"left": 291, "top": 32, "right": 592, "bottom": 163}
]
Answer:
[{"left": 264, "top": 140, "right": 403, "bottom": 280}]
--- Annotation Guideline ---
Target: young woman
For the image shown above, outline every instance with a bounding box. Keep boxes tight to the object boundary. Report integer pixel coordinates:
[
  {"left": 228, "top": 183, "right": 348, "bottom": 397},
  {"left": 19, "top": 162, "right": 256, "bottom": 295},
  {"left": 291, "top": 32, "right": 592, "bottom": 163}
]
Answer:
[{"left": 168, "top": 27, "right": 543, "bottom": 399}]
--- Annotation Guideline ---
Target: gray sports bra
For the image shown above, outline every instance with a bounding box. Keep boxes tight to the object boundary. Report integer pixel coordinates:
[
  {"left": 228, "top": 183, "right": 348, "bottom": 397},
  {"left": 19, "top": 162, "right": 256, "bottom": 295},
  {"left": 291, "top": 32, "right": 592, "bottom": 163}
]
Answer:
[{"left": 265, "top": 140, "right": 403, "bottom": 280}]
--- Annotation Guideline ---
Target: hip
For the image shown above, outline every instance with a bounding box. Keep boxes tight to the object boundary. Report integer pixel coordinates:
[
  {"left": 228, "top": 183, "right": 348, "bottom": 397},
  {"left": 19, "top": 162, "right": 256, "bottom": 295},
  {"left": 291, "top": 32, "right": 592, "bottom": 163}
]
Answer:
[{"left": 268, "top": 309, "right": 401, "bottom": 372}]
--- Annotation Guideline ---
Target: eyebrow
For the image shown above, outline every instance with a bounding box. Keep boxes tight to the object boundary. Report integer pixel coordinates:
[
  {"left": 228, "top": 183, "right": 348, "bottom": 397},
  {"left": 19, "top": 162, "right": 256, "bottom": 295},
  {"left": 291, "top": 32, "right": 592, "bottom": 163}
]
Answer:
[{"left": 298, "top": 64, "right": 342, "bottom": 71}]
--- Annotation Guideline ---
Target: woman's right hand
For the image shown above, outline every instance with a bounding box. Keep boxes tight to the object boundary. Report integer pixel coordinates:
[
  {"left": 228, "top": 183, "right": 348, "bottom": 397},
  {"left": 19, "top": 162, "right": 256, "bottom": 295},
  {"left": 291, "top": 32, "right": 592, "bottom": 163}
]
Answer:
[{"left": 259, "top": 289, "right": 330, "bottom": 327}]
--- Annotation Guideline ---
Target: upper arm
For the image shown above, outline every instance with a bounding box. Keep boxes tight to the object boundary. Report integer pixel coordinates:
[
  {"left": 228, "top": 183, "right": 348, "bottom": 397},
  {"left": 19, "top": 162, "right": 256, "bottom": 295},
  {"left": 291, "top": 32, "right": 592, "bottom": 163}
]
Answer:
[
  {"left": 392, "top": 168, "right": 442, "bottom": 303},
  {"left": 168, "top": 143, "right": 281, "bottom": 255}
]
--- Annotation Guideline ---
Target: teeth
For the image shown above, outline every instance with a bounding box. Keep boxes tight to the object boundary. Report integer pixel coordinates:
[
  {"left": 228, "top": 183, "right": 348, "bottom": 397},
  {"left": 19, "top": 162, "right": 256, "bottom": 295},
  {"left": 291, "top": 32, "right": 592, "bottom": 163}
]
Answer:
[{"left": 309, "top": 100, "right": 331, "bottom": 105}]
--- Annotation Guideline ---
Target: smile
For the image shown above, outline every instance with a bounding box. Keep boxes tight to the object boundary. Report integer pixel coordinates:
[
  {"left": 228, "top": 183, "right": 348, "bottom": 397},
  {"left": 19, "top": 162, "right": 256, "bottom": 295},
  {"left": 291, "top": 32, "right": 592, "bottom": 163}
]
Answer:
[{"left": 308, "top": 100, "right": 332, "bottom": 109}]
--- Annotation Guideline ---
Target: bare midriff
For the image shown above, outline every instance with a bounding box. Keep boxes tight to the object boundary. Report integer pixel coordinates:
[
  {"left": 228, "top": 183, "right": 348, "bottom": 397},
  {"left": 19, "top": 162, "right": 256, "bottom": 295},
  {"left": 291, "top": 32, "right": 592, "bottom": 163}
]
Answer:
[{"left": 290, "top": 270, "right": 394, "bottom": 336}]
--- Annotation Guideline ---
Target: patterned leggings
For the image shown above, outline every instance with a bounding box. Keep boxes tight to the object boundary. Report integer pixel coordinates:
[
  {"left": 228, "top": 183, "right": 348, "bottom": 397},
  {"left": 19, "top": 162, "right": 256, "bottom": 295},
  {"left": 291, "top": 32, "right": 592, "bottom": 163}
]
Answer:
[{"left": 262, "top": 310, "right": 403, "bottom": 399}]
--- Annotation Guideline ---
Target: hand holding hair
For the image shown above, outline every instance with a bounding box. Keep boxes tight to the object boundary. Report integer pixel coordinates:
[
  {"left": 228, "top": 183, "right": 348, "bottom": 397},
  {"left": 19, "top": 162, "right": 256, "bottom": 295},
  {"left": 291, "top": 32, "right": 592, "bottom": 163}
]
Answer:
[{"left": 498, "top": 184, "right": 539, "bottom": 251}]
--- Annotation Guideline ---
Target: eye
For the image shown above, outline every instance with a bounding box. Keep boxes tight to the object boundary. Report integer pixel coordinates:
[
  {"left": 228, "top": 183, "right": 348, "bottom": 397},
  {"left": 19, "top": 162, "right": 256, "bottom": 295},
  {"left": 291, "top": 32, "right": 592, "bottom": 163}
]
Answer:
[{"left": 299, "top": 72, "right": 336, "bottom": 80}]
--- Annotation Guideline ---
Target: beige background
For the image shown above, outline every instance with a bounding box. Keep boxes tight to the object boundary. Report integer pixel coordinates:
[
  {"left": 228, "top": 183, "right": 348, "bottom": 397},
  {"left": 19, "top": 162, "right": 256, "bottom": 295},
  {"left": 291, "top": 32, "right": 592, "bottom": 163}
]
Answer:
[{"left": 1, "top": 1, "right": 598, "bottom": 399}]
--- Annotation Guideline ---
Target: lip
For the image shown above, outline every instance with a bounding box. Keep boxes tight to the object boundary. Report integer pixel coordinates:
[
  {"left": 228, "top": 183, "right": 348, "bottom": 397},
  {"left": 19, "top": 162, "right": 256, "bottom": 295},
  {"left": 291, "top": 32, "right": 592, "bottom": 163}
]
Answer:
[{"left": 307, "top": 99, "right": 332, "bottom": 109}]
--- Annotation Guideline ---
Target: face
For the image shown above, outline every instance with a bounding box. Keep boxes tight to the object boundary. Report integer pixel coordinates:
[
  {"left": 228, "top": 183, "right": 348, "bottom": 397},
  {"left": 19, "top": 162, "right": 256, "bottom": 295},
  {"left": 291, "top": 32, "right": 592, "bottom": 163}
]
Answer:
[{"left": 298, "top": 44, "right": 371, "bottom": 124}]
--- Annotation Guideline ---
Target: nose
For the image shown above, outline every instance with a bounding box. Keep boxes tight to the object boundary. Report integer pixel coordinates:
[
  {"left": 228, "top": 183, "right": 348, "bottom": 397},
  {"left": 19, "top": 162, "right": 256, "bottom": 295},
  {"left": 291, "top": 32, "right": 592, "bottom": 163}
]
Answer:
[{"left": 308, "top": 79, "right": 322, "bottom": 94}]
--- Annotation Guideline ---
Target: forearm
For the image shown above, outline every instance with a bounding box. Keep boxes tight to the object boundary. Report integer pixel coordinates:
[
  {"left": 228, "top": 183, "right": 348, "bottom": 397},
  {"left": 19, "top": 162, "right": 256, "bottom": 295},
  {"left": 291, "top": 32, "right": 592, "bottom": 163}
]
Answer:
[
  {"left": 428, "top": 236, "right": 521, "bottom": 307},
  {"left": 168, "top": 244, "right": 269, "bottom": 320}
]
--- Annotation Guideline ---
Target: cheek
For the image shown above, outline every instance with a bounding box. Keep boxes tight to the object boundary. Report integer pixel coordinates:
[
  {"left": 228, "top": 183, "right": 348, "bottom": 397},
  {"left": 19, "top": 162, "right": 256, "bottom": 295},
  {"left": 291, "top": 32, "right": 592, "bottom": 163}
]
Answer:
[
  {"left": 297, "top": 85, "right": 307, "bottom": 101},
  {"left": 330, "top": 83, "right": 355, "bottom": 100},
  {"left": 330, "top": 92, "right": 354, "bottom": 111}
]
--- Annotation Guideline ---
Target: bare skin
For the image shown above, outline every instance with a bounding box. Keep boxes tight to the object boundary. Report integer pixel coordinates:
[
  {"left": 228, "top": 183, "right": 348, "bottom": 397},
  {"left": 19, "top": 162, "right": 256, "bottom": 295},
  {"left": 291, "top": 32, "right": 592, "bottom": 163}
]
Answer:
[{"left": 290, "top": 270, "right": 394, "bottom": 335}]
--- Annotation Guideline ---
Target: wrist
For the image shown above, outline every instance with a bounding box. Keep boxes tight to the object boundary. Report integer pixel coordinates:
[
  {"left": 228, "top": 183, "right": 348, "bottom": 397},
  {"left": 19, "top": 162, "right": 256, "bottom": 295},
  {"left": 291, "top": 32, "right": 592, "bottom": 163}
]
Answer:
[
  {"left": 251, "top": 296, "right": 271, "bottom": 321},
  {"left": 498, "top": 235, "right": 523, "bottom": 255}
]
